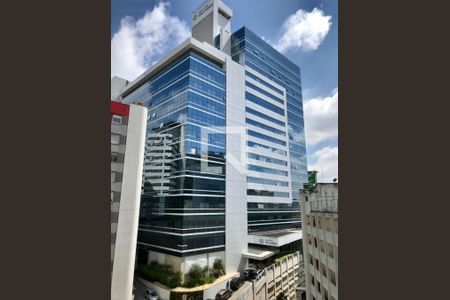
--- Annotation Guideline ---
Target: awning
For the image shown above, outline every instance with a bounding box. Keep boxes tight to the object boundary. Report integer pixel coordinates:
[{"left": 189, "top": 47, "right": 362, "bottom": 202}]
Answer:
[
  {"left": 242, "top": 247, "right": 275, "bottom": 260},
  {"left": 248, "top": 230, "right": 302, "bottom": 247}
]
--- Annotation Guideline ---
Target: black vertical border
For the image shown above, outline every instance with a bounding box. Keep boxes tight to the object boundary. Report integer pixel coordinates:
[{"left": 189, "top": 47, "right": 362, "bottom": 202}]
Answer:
[
  {"left": 1, "top": 0, "right": 449, "bottom": 299},
  {"left": 1, "top": 0, "right": 110, "bottom": 299},
  {"left": 341, "top": 0, "right": 450, "bottom": 299}
]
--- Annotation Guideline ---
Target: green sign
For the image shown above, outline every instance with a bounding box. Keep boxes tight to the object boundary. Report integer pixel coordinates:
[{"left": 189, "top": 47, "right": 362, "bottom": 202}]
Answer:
[{"left": 307, "top": 171, "right": 317, "bottom": 193}]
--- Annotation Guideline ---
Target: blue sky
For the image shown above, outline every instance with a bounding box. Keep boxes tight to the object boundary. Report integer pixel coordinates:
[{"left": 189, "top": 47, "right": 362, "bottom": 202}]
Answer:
[{"left": 111, "top": 0, "right": 338, "bottom": 182}]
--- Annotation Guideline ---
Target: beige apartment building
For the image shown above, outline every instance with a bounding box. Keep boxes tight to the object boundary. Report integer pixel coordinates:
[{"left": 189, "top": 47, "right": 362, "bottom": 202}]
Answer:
[{"left": 300, "top": 183, "right": 338, "bottom": 300}]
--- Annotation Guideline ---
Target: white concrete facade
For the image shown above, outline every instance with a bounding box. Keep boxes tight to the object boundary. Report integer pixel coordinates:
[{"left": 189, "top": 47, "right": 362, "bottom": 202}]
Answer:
[
  {"left": 224, "top": 55, "right": 248, "bottom": 273},
  {"left": 192, "top": 0, "right": 232, "bottom": 54},
  {"left": 111, "top": 104, "right": 148, "bottom": 300},
  {"left": 244, "top": 66, "right": 293, "bottom": 205},
  {"left": 111, "top": 76, "right": 129, "bottom": 100}
]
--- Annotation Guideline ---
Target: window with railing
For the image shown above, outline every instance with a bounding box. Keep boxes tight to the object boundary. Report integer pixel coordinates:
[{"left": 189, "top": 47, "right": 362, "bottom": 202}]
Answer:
[
  {"left": 321, "top": 263, "right": 327, "bottom": 277},
  {"left": 310, "top": 197, "right": 338, "bottom": 213},
  {"left": 327, "top": 243, "right": 334, "bottom": 258},
  {"left": 330, "top": 269, "right": 336, "bottom": 285},
  {"left": 320, "top": 240, "right": 325, "bottom": 253}
]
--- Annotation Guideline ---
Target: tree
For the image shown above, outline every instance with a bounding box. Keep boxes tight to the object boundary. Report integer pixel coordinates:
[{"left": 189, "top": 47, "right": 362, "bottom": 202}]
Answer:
[
  {"left": 186, "top": 264, "right": 205, "bottom": 287},
  {"left": 212, "top": 258, "right": 225, "bottom": 277}
]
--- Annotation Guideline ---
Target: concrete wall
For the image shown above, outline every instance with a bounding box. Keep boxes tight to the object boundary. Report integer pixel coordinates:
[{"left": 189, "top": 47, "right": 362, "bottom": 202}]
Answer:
[
  {"left": 138, "top": 277, "right": 171, "bottom": 300},
  {"left": 228, "top": 252, "right": 303, "bottom": 300},
  {"left": 225, "top": 56, "right": 248, "bottom": 273},
  {"left": 184, "top": 251, "right": 226, "bottom": 275},
  {"left": 111, "top": 76, "right": 128, "bottom": 100},
  {"left": 147, "top": 250, "right": 225, "bottom": 276},
  {"left": 192, "top": 0, "right": 232, "bottom": 51},
  {"left": 203, "top": 279, "right": 229, "bottom": 300},
  {"left": 229, "top": 282, "right": 253, "bottom": 300},
  {"left": 192, "top": 10, "right": 214, "bottom": 45},
  {"left": 301, "top": 184, "right": 338, "bottom": 300},
  {"left": 111, "top": 104, "right": 147, "bottom": 300}
]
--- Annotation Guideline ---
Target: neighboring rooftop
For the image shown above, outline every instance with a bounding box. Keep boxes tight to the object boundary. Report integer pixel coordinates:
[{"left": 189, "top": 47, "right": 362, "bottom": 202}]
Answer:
[{"left": 111, "top": 76, "right": 129, "bottom": 100}]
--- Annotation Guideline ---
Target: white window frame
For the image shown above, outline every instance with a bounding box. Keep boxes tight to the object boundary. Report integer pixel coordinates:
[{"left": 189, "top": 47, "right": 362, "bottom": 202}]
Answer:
[
  {"left": 112, "top": 114, "right": 123, "bottom": 124},
  {"left": 111, "top": 134, "right": 120, "bottom": 145}
]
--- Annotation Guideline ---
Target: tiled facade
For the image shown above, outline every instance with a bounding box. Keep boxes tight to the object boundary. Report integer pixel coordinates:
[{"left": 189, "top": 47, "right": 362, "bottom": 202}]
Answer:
[{"left": 300, "top": 183, "right": 338, "bottom": 300}]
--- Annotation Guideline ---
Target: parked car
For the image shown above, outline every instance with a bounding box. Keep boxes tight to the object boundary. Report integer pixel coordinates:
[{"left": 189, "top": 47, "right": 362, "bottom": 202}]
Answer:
[
  {"left": 230, "top": 276, "right": 244, "bottom": 291},
  {"left": 240, "top": 269, "right": 252, "bottom": 280},
  {"left": 241, "top": 269, "right": 264, "bottom": 281},
  {"left": 145, "top": 288, "right": 158, "bottom": 300},
  {"left": 215, "top": 289, "right": 232, "bottom": 300}
]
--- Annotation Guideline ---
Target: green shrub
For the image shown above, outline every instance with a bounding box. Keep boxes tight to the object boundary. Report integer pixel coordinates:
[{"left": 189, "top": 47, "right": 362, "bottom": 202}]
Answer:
[
  {"left": 204, "top": 274, "right": 215, "bottom": 284},
  {"left": 166, "top": 271, "right": 182, "bottom": 289},
  {"left": 213, "top": 258, "right": 224, "bottom": 271},
  {"left": 212, "top": 258, "right": 225, "bottom": 277},
  {"left": 184, "top": 263, "right": 219, "bottom": 287},
  {"left": 186, "top": 292, "right": 203, "bottom": 300},
  {"left": 188, "top": 264, "right": 204, "bottom": 282},
  {"left": 136, "top": 262, "right": 182, "bottom": 289},
  {"left": 184, "top": 264, "right": 205, "bottom": 287}
]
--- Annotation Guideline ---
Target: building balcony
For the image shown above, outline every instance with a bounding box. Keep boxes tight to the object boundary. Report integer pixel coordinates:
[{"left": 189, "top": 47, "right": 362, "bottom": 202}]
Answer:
[{"left": 309, "top": 198, "right": 338, "bottom": 213}]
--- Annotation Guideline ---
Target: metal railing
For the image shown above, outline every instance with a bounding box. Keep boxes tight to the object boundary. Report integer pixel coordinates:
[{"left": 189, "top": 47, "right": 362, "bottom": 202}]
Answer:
[{"left": 309, "top": 198, "right": 338, "bottom": 213}]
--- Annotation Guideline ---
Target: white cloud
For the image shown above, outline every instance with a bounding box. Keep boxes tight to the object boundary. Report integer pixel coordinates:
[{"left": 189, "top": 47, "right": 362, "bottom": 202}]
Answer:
[
  {"left": 274, "top": 7, "right": 331, "bottom": 53},
  {"left": 304, "top": 88, "right": 338, "bottom": 145},
  {"left": 308, "top": 146, "right": 338, "bottom": 182},
  {"left": 111, "top": 2, "right": 190, "bottom": 80}
]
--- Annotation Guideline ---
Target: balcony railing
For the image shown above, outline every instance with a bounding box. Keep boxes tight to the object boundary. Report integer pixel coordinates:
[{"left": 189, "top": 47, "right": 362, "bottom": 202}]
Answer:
[{"left": 309, "top": 198, "right": 338, "bottom": 213}]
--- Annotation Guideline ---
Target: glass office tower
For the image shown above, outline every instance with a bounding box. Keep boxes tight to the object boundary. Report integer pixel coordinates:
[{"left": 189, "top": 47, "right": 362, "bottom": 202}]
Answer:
[
  {"left": 118, "top": 0, "right": 307, "bottom": 275},
  {"left": 122, "top": 51, "right": 227, "bottom": 257},
  {"left": 231, "top": 27, "right": 307, "bottom": 233}
]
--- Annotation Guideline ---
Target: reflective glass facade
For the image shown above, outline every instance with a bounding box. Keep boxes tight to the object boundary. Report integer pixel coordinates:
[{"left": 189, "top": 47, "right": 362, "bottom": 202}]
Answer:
[
  {"left": 119, "top": 25, "right": 307, "bottom": 257},
  {"left": 231, "top": 27, "right": 307, "bottom": 232},
  {"left": 122, "top": 51, "right": 226, "bottom": 256}
]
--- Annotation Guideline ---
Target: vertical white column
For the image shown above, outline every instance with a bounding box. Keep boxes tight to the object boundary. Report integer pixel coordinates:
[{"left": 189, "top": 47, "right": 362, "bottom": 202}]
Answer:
[
  {"left": 224, "top": 57, "right": 248, "bottom": 273},
  {"left": 111, "top": 105, "right": 147, "bottom": 300}
]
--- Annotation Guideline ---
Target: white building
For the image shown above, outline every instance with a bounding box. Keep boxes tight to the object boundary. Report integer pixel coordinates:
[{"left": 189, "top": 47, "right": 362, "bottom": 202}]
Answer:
[{"left": 111, "top": 101, "right": 148, "bottom": 300}]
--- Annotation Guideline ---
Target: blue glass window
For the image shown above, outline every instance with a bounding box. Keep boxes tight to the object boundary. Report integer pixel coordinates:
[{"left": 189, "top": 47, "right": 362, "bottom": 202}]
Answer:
[
  {"left": 246, "top": 107, "right": 285, "bottom": 127},
  {"left": 247, "top": 176, "right": 289, "bottom": 187},
  {"left": 246, "top": 92, "right": 284, "bottom": 116},
  {"left": 247, "top": 189, "right": 289, "bottom": 197},
  {"left": 246, "top": 81, "right": 284, "bottom": 104},
  {"left": 246, "top": 71, "right": 284, "bottom": 95},
  {"left": 247, "top": 141, "right": 287, "bottom": 156},
  {"left": 248, "top": 130, "right": 286, "bottom": 146},
  {"left": 247, "top": 164, "right": 288, "bottom": 176},
  {"left": 246, "top": 118, "right": 285, "bottom": 136},
  {"left": 247, "top": 153, "right": 288, "bottom": 166}
]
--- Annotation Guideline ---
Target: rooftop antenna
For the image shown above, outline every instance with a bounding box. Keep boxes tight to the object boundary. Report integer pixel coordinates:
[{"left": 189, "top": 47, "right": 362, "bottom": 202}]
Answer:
[{"left": 321, "top": 164, "right": 324, "bottom": 183}]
